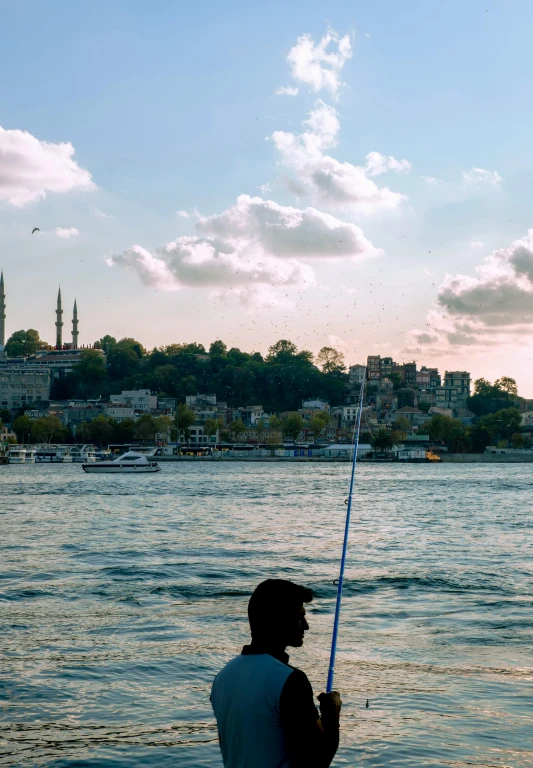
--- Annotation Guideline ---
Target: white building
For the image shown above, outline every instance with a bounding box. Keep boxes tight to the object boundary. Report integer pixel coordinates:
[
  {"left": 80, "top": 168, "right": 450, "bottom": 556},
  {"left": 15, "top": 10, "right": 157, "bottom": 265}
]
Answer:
[
  {"left": 104, "top": 406, "right": 136, "bottom": 422},
  {"left": 181, "top": 424, "right": 219, "bottom": 446},
  {"left": 0, "top": 366, "right": 51, "bottom": 410},
  {"left": 302, "top": 399, "right": 330, "bottom": 412},
  {"left": 110, "top": 389, "right": 157, "bottom": 411}
]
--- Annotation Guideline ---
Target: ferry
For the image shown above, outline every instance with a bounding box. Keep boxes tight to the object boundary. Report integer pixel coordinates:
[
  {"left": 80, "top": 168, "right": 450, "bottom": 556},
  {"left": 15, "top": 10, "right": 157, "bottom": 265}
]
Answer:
[
  {"left": 70, "top": 444, "right": 97, "bottom": 463},
  {"left": 34, "top": 445, "right": 74, "bottom": 463},
  {"left": 8, "top": 447, "right": 28, "bottom": 464},
  {"left": 82, "top": 451, "right": 161, "bottom": 473}
]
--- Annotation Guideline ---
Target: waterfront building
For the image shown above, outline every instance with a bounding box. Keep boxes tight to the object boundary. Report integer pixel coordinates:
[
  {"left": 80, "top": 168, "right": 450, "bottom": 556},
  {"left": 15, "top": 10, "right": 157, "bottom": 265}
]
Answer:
[
  {"left": 0, "top": 367, "right": 51, "bottom": 410},
  {"left": 110, "top": 389, "right": 157, "bottom": 411},
  {"left": 186, "top": 393, "right": 228, "bottom": 423},
  {"left": 104, "top": 406, "right": 136, "bottom": 422},
  {"left": 443, "top": 371, "right": 471, "bottom": 403}
]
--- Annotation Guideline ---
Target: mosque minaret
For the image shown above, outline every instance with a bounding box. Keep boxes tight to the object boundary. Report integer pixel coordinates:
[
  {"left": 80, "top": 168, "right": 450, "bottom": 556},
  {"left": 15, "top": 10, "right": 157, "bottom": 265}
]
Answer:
[
  {"left": 72, "top": 299, "right": 79, "bottom": 350},
  {"left": 55, "top": 288, "right": 64, "bottom": 350},
  {"left": 0, "top": 271, "right": 5, "bottom": 352}
]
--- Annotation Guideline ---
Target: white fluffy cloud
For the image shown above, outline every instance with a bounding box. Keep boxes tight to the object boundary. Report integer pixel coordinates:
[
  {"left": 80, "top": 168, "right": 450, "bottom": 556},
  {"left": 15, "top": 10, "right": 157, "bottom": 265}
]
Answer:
[
  {"left": 55, "top": 227, "right": 79, "bottom": 238},
  {"left": 108, "top": 195, "right": 379, "bottom": 308},
  {"left": 407, "top": 231, "right": 533, "bottom": 353},
  {"left": 275, "top": 86, "right": 299, "bottom": 96},
  {"left": 272, "top": 103, "right": 409, "bottom": 214},
  {"left": 462, "top": 167, "right": 502, "bottom": 186},
  {"left": 0, "top": 126, "right": 95, "bottom": 206},
  {"left": 286, "top": 30, "right": 352, "bottom": 96}
]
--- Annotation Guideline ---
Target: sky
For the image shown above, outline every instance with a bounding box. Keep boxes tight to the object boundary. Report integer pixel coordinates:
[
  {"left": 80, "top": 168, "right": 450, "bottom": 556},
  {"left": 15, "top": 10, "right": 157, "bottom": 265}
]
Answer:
[{"left": 1, "top": 0, "right": 533, "bottom": 394}]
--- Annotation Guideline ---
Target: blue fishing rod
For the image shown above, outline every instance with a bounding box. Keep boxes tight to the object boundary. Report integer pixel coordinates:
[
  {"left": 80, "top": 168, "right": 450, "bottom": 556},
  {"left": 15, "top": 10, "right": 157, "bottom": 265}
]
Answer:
[{"left": 326, "top": 370, "right": 366, "bottom": 693}]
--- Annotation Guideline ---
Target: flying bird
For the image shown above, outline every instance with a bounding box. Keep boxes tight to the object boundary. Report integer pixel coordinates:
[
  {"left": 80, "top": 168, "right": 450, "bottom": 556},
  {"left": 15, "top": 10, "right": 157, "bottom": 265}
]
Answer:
[{"left": 31, "top": 228, "right": 40, "bottom": 235}]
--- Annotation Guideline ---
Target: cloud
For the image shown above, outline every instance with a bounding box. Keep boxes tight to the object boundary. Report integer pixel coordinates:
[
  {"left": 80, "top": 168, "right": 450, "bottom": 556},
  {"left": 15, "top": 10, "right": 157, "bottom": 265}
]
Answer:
[
  {"left": 93, "top": 207, "right": 110, "bottom": 219},
  {"left": 327, "top": 334, "right": 347, "bottom": 349},
  {"left": 108, "top": 195, "right": 379, "bottom": 307},
  {"left": 176, "top": 207, "right": 201, "bottom": 220},
  {"left": 470, "top": 240, "right": 484, "bottom": 248},
  {"left": 55, "top": 227, "right": 79, "bottom": 238},
  {"left": 421, "top": 176, "right": 442, "bottom": 185},
  {"left": 276, "top": 86, "right": 299, "bottom": 96},
  {"left": 0, "top": 125, "right": 95, "bottom": 206},
  {"left": 257, "top": 183, "right": 273, "bottom": 194},
  {"left": 407, "top": 231, "right": 533, "bottom": 353},
  {"left": 462, "top": 167, "right": 502, "bottom": 186},
  {"left": 365, "top": 152, "right": 411, "bottom": 177},
  {"left": 286, "top": 30, "right": 352, "bottom": 96},
  {"left": 272, "top": 103, "right": 408, "bottom": 214}
]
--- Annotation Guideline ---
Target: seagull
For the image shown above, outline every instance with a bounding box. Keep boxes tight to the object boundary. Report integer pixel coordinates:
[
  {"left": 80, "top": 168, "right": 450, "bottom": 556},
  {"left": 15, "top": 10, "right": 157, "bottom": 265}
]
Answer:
[{"left": 31, "top": 228, "right": 40, "bottom": 235}]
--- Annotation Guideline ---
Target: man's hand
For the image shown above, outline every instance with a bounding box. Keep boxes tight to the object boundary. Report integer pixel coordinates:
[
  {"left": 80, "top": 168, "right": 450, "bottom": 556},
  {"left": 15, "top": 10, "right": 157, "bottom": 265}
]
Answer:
[{"left": 317, "top": 691, "right": 342, "bottom": 720}]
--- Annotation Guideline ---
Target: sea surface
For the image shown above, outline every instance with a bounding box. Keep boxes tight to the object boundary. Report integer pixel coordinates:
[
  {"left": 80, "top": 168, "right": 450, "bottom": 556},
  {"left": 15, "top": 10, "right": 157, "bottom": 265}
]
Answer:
[{"left": 0, "top": 462, "right": 531, "bottom": 767}]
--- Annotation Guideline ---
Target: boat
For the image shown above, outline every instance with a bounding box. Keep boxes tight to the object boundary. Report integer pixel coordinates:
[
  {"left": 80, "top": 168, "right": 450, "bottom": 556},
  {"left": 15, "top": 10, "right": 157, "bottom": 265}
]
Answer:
[
  {"left": 70, "top": 444, "right": 97, "bottom": 463},
  {"left": 82, "top": 451, "right": 161, "bottom": 473},
  {"left": 8, "top": 447, "right": 27, "bottom": 464},
  {"left": 25, "top": 448, "right": 36, "bottom": 464},
  {"left": 34, "top": 444, "right": 73, "bottom": 463}
]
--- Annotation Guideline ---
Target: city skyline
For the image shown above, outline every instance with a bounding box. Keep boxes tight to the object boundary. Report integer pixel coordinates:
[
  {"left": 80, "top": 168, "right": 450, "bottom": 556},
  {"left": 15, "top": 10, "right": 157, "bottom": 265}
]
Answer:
[{"left": 1, "top": 2, "right": 533, "bottom": 394}]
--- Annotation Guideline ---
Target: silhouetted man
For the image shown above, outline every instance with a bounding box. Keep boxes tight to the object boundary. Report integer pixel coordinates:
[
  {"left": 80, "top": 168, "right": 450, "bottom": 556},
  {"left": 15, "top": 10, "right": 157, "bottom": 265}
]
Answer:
[{"left": 211, "top": 579, "right": 341, "bottom": 767}]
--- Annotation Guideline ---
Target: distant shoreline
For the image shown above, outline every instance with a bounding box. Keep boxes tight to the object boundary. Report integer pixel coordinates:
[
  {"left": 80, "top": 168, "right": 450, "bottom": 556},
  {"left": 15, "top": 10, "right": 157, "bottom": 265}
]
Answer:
[{"left": 156, "top": 454, "right": 533, "bottom": 464}]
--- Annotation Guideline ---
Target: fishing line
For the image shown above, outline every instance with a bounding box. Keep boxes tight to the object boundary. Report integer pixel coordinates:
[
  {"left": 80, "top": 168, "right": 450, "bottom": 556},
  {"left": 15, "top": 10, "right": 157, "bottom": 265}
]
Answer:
[{"left": 326, "top": 370, "right": 366, "bottom": 693}]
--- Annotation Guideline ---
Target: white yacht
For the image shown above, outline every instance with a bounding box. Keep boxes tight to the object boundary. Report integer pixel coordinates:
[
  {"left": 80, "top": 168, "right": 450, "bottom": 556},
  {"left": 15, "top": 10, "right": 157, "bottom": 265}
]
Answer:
[
  {"left": 25, "top": 448, "right": 36, "bottom": 463},
  {"left": 82, "top": 451, "right": 161, "bottom": 474}
]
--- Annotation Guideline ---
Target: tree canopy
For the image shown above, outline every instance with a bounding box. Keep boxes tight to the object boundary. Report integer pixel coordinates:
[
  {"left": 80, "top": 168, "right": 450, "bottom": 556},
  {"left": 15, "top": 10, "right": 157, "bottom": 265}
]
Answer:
[
  {"left": 5, "top": 329, "right": 47, "bottom": 357},
  {"left": 50, "top": 337, "right": 349, "bottom": 413}
]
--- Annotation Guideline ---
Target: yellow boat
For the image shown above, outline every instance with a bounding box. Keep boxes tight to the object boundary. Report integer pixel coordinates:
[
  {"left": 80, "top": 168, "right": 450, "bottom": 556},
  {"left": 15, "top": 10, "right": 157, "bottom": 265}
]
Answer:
[{"left": 426, "top": 450, "right": 441, "bottom": 462}]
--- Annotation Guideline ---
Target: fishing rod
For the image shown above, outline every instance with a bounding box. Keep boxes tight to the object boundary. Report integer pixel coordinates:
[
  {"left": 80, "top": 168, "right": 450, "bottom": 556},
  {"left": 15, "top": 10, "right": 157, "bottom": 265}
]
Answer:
[{"left": 326, "top": 369, "right": 366, "bottom": 693}]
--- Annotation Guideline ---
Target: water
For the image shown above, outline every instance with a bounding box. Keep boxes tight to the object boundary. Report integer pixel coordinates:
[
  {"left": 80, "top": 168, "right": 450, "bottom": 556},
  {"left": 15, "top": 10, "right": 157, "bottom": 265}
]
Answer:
[{"left": 0, "top": 462, "right": 531, "bottom": 767}]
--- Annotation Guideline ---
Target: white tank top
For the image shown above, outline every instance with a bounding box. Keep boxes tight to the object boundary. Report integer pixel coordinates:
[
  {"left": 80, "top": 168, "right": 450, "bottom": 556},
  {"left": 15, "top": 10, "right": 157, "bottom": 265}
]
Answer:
[{"left": 211, "top": 653, "right": 294, "bottom": 768}]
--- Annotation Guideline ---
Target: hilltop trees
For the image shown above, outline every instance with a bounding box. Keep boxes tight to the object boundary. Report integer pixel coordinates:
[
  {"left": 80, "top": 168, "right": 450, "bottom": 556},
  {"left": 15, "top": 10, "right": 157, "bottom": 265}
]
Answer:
[{"left": 5, "top": 329, "right": 47, "bottom": 357}]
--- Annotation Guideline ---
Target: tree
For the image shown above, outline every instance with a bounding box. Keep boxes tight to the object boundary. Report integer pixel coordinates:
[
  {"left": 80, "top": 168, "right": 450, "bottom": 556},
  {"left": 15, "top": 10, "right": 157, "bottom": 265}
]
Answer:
[
  {"left": 177, "top": 403, "right": 195, "bottom": 442},
  {"left": 397, "top": 389, "right": 415, "bottom": 408},
  {"left": 390, "top": 372, "right": 403, "bottom": 390},
  {"left": 154, "top": 415, "right": 172, "bottom": 441},
  {"left": 266, "top": 339, "right": 298, "bottom": 362},
  {"left": 316, "top": 347, "right": 346, "bottom": 374},
  {"left": 371, "top": 428, "right": 394, "bottom": 452},
  {"left": 477, "top": 407, "right": 522, "bottom": 442},
  {"left": 283, "top": 413, "right": 304, "bottom": 443},
  {"left": 473, "top": 378, "right": 494, "bottom": 397},
  {"left": 230, "top": 419, "right": 246, "bottom": 441},
  {"left": 75, "top": 421, "right": 92, "bottom": 442},
  {"left": 95, "top": 335, "right": 117, "bottom": 354},
  {"left": 13, "top": 415, "right": 32, "bottom": 443},
  {"left": 309, "top": 414, "right": 328, "bottom": 441},
  {"left": 89, "top": 416, "right": 114, "bottom": 447},
  {"left": 269, "top": 415, "right": 282, "bottom": 430},
  {"left": 511, "top": 433, "right": 526, "bottom": 449},
  {"left": 392, "top": 416, "right": 410, "bottom": 438},
  {"left": 73, "top": 350, "right": 107, "bottom": 397},
  {"left": 135, "top": 413, "right": 157, "bottom": 442},
  {"left": 418, "top": 400, "right": 431, "bottom": 413},
  {"left": 466, "top": 423, "right": 492, "bottom": 453},
  {"left": 204, "top": 418, "right": 219, "bottom": 439},
  {"left": 209, "top": 340, "right": 227, "bottom": 356},
  {"left": 0, "top": 409, "right": 12, "bottom": 424},
  {"left": 114, "top": 418, "right": 136, "bottom": 443},
  {"left": 5, "top": 329, "right": 47, "bottom": 357},
  {"left": 494, "top": 377, "right": 518, "bottom": 396}
]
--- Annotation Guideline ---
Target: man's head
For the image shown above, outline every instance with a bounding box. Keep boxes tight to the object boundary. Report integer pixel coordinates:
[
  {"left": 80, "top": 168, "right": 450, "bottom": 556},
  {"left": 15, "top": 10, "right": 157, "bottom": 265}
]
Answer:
[{"left": 248, "top": 579, "right": 313, "bottom": 649}]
